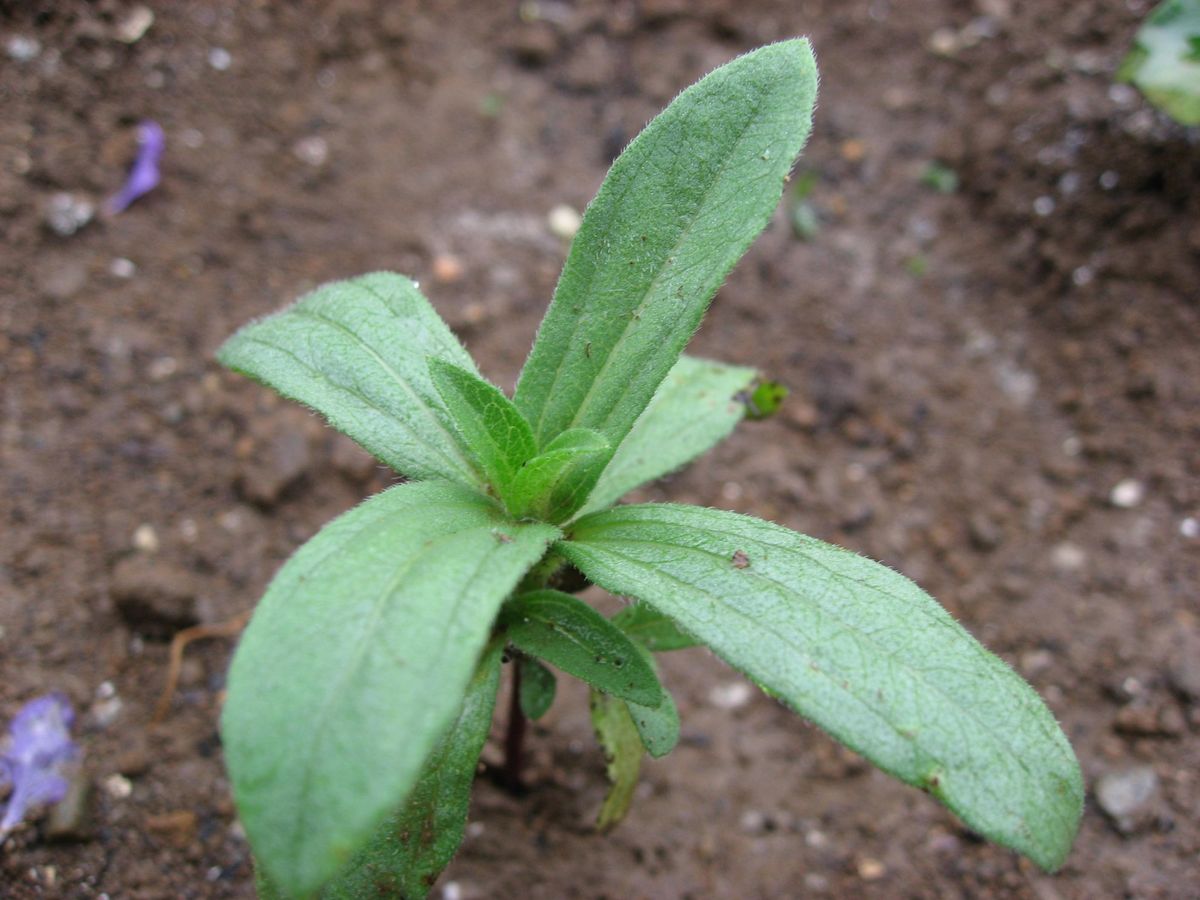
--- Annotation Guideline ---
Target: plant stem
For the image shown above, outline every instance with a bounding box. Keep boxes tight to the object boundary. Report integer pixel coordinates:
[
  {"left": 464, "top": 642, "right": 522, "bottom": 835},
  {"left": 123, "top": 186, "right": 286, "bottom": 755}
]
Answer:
[{"left": 502, "top": 659, "right": 527, "bottom": 793}]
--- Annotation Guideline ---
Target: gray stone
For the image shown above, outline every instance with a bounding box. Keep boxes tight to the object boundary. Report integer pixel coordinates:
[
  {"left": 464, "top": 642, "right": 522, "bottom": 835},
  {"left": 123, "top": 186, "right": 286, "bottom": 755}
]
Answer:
[
  {"left": 1167, "top": 639, "right": 1200, "bottom": 701},
  {"left": 237, "top": 429, "right": 311, "bottom": 507},
  {"left": 42, "top": 193, "right": 94, "bottom": 236},
  {"left": 1095, "top": 766, "right": 1158, "bottom": 833}
]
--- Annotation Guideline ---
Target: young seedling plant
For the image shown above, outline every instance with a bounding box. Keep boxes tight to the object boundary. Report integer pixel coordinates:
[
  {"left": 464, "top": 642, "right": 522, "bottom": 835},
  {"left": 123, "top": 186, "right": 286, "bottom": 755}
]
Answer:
[{"left": 217, "top": 40, "right": 1083, "bottom": 899}]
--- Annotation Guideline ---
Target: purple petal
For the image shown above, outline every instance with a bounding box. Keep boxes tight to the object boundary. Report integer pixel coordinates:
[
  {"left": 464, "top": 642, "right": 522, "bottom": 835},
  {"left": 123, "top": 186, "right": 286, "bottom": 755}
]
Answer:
[
  {"left": 106, "top": 120, "right": 164, "bottom": 215},
  {"left": 0, "top": 693, "right": 79, "bottom": 837}
]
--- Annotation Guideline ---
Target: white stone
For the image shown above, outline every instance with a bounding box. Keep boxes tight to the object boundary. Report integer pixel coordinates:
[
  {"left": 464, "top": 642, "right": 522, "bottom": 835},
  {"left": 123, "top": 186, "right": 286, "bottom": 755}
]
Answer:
[
  {"left": 1110, "top": 478, "right": 1145, "bottom": 509},
  {"left": 102, "top": 774, "right": 133, "bottom": 799},
  {"left": 708, "top": 680, "right": 753, "bottom": 710},
  {"left": 132, "top": 523, "right": 160, "bottom": 553},
  {"left": 547, "top": 204, "right": 582, "bottom": 239}
]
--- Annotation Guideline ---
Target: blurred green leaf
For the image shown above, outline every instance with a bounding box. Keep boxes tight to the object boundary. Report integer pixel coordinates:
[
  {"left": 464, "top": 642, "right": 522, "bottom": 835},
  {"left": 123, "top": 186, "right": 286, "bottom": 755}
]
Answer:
[
  {"left": 1118, "top": 0, "right": 1200, "bottom": 125},
  {"left": 590, "top": 690, "right": 643, "bottom": 831}
]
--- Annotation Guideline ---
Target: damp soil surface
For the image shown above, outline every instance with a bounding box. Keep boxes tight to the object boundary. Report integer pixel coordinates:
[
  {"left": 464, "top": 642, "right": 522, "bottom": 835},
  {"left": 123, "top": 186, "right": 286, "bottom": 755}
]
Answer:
[{"left": 2, "top": 1, "right": 1198, "bottom": 898}]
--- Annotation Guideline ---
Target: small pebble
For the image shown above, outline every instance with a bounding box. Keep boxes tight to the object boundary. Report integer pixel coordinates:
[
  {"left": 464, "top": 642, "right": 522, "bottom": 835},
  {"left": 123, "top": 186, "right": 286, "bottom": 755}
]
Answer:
[
  {"left": 132, "top": 523, "right": 160, "bottom": 553},
  {"left": 292, "top": 136, "right": 328, "bottom": 167},
  {"left": 102, "top": 774, "right": 133, "bottom": 800},
  {"left": 180, "top": 128, "right": 205, "bottom": 149},
  {"left": 238, "top": 430, "right": 311, "bottom": 507},
  {"left": 115, "top": 6, "right": 154, "bottom": 43},
  {"left": 43, "top": 193, "right": 95, "bottom": 236},
  {"left": 547, "top": 204, "right": 582, "bottom": 239},
  {"left": 1095, "top": 766, "right": 1157, "bottom": 832},
  {"left": 708, "top": 681, "right": 753, "bottom": 710},
  {"left": 147, "top": 356, "right": 178, "bottom": 380},
  {"left": 1110, "top": 479, "right": 1145, "bottom": 509},
  {"left": 208, "top": 47, "right": 232, "bottom": 71},
  {"left": 90, "top": 692, "right": 123, "bottom": 729},
  {"left": 839, "top": 138, "right": 866, "bottom": 162},
  {"left": 928, "top": 28, "right": 959, "bottom": 56},
  {"left": 739, "top": 809, "right": 768, "bottom": 834},
  {"left": 857, "top": 857, "right": 886, "bottom": 880},
  {"left": 1020, "top": 648, "right": 1054, "bottom": 677},
  {"left": 1033, "top": 195, "right": 1055, "bottom": 217},
  {"left": 109, "top": 257, "right": 137, "bottom": 279},
  {"left": 110, "top": 555, "right": 199, "bottom": 634},
  {"left": 432, "top": 254, "right": 465, "bottom": 284},
  {"left": 1050, "top": 542, "right": 1086, "bottom": 572},
  {"left": 1181, "top": 517, "right": 1199, "bottom": 539},
  {"left": 37, "top": 260, "right": 87, "bottom": 299},
  {"left": 6, "top": 35, "right": 40, "bottom": 62}
]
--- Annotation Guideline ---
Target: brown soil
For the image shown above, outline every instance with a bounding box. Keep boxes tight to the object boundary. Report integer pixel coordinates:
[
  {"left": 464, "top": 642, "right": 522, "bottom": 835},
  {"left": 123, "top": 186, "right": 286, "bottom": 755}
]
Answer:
[{"left": 2, "top": 1, "right": 1197, "bottom": 898}]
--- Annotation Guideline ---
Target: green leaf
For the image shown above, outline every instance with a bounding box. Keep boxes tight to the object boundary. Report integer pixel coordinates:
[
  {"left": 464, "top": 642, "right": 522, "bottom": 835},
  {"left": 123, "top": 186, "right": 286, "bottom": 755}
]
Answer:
[
  {"left": 560, "top": 504, "right": 1084, "bottom": 872},
  {"left": 589, "top": 690, "right": 643, "bottom": 831},
  {"left": 218, "top": 272, "right": 481, "bottom": 485},
  {"left": 274, "top": 639, "right": 505, "bottom": 900},
  {"left": 581, "top": 355, "right": 757, "bottom": 516},
  {"left": 222, "top": 482, "right": 559, "bottom": 897},
  {"left": 501, "top": 589, "right": 664, "bottom": 707},
  {"left": 517, "top": 656, "right": 557, "bottom": 721},
  {"left": 427, "top": 358, "right": 537, "bottom": 507},
  {"left": 1118, "top": 0, "right": 1200, "bottom": 125},
  {"left": 507, "top": 428, "right": 611, "bottom": 523},
  {"left": 514, "top": 40, "right": 818, "bottom": 450},
  {"left": 612, "top": 601, "right": 699, "bottom": 652},
  {"left": 624, "top": 644, "right": 680, "bottom": 759}
]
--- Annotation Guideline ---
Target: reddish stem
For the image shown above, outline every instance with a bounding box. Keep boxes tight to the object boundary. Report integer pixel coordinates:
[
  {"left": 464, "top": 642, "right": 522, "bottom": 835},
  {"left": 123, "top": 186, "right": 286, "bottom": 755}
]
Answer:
[{"left": 502, "top": 659, "right": 527, "bottom": 793}]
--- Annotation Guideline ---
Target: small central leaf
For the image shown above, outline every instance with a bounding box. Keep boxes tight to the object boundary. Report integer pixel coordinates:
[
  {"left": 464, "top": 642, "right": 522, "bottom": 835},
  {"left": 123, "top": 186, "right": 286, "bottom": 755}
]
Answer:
[
  {"left": 507, "top": 428, "right": 611, "bottom": 523},
  {"left": 428, "top": 358, "right": 537, "bottom": 507}
]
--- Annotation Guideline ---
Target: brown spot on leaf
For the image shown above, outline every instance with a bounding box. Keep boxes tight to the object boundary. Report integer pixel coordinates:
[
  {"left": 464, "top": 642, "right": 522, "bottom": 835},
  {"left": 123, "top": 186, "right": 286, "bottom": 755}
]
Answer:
[{"left": 731, "top": 549, "right": 750, "bottom": 569}]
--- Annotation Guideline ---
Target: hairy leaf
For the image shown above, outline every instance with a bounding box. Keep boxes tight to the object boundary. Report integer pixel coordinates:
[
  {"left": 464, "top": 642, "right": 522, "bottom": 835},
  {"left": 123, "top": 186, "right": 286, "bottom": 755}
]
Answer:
[
  {"left": 624, "top": 644, "right": 680, "bottom": 759},
  {"left": 428, "top": 358, "right": 536, "bottom": 506},
  {"left": 514, "top": 40, "right": 818, "bottom": 450},
  {"left": 581, "top": 355, "right": 757, "bottom": 516},
  {"left": 561, "top": 504, "right": 1084, "bottom": 872},
  {"left": 507, "top": 428, "right": 611, "bottom": 523},
  {"left": 218, "top": 272, "right": 481, "bottom": 484},
  {"left": 612, "top": 602, "right": 699, "bottom": 652},
  {"left": 501, "top": 590, "right": 664, "bottom": 707},
  {"left": 517, "top": 656, "right": 557, "bottom": 721},
  {"left": 222, "top": 483, "right": 558, "bottom": 897},
  {"left": 589, "top": 690, "right": 643, "bottom": 831},
  {"left": 265, "top": 640, "right": 504, "bottom": 900}
]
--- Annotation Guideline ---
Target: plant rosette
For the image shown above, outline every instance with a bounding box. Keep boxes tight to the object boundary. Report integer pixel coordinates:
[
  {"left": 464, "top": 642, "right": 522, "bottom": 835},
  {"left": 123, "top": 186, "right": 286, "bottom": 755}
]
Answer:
[{"left": 216, "top": 40, "right": 1083, "bottom": 900}]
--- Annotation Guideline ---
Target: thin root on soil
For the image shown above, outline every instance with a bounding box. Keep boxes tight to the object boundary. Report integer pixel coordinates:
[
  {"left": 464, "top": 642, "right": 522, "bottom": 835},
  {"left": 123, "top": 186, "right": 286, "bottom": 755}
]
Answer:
[{"left": 153, "top": 611, "right": 251, "bottom": 723}]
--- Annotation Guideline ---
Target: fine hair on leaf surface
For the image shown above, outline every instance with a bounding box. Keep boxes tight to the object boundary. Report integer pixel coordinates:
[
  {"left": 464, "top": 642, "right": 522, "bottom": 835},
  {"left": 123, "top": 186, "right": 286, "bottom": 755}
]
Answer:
[{"left": 215, "top": 37, "right": 1081, "bottom": 900}]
